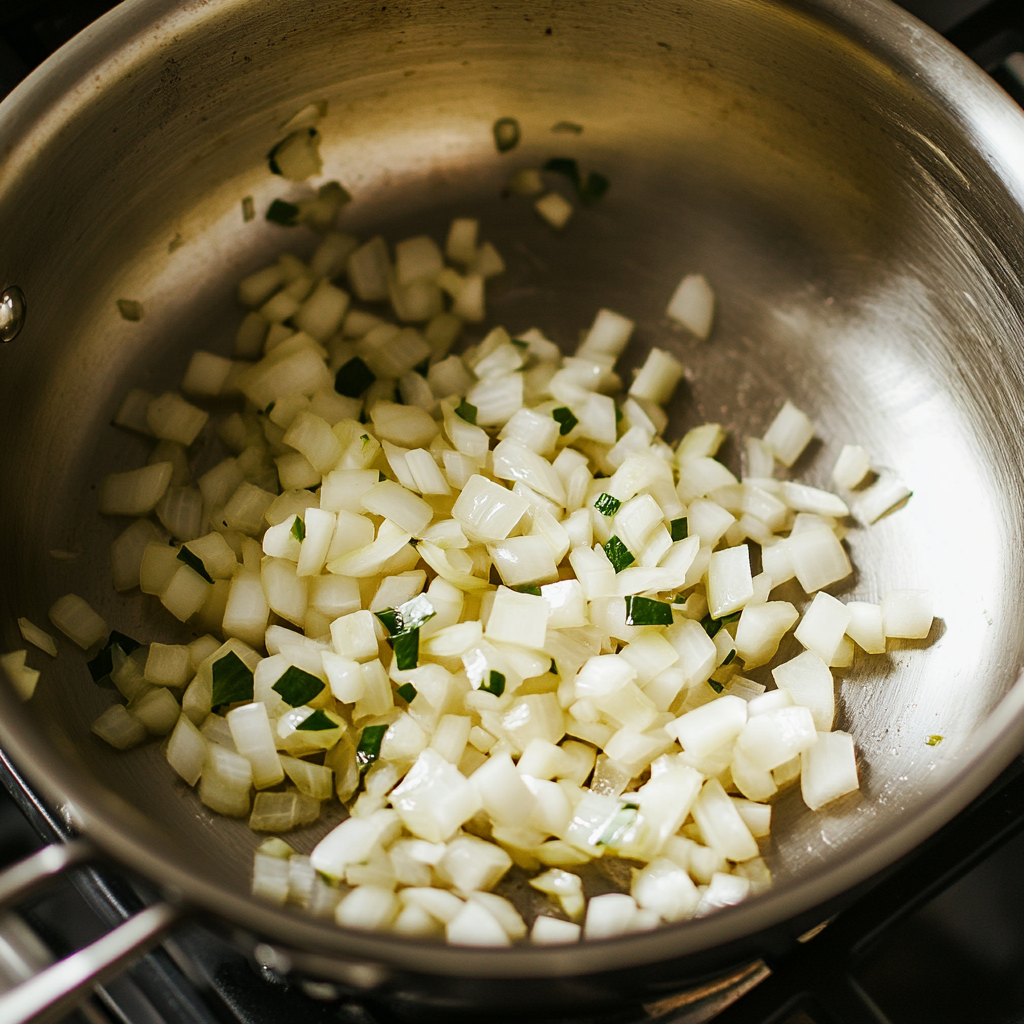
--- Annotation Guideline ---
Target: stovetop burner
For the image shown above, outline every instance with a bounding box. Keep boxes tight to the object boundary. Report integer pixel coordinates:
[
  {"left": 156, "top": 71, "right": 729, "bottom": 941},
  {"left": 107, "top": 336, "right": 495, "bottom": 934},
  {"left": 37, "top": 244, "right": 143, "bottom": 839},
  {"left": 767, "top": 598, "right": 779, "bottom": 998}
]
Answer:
[{"left": 1, "top": 2, "right": 1024, "bottom": 1022}]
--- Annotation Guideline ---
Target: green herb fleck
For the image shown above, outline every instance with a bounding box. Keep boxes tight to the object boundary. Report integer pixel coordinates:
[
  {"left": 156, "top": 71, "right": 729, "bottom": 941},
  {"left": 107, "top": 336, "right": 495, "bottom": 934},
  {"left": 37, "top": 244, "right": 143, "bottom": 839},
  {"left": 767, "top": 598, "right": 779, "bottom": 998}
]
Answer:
[
  {"left": 116, "top": 299, "right": 143, "bottom": 322},
  {"left": 552, "top": 407, "right": 579, "bottom": 436},
  {"left": 721, "top": 611, "right": 741, "bottom": 625},
  {"left": 356, "top": 724, "right": 388, "bottom": 770},
  {"left": 296, "top": 709, "right": 337, "bottom": 731},
  {"left": 393, "top": 629, "right": 420, "bottom": 671},
  {"left": 544, "top": 157, "right": 581, "bottom": 189},
  {"left": 708, "top": 680, "right": 724, "bottom": 694},
  {"left": 242, "top": 196, "right": 256, "bottom": 222},
  {"left": 722, "top": 649, "right": 736, "bottom": 666},
  {"left": 700, "top": 614, "right": 722, "bottom": 639},
  {"left": 614, "top": 404, "right": 623, "bottom": 423},
  {"left": 455, "top": 399, "right": 478, "bottom": 425},
  {"left": 926, "top": 734, "right": 944, "bottom": 746},
  {"left": 290, "top": 517, "right": 305, "bottom": 543},
  {"left": 511, "top": 337, "right": 529, "bottom": 349},
  {"left": 594, "top": 492, "right": 621, "bottom": 516},
  {"left": 514, "top": 585, "right": 542, "bottom": 596},
  {"left": 549, "top": 658, "right": 558, "bottom": 675},
  {"left": 579, "top": 170, "right": 610, "bottom": 206},
  {"left": 177, "top": 546, "right": 213, "bottom": 584},
  {"left": 108, "top": 631, "right": 142, "bottom": 656},
  {"left": 272, "top": 665, "right": 325, "bottom": 707},
  {"left": 265, "top": 199, "right": 300, "bottom": 227},
  {"left": 597, "top": 803, "right": 637, "bottom": 846},
  {"left": 397, "top": 682, "right": 417, "bottom": 703},
  {"left": 375, "top": 608, "right": 401, "bottom": 634},
  {"left": 481, "top": 670, "right": 505, "bottom": 697},
  {"left": 264, "top": 401, "right": 276, "bottom": 416},
  {"left": 623, "top": 596, "right": 673, "bottom": 627},
  {"left": 361, "top": 433, "right": 371, "bottom": 447},
  {"left": 335, "top": 357, "right": 376, "bottom": 398},
  {"left": 211, "top": 652, "right": 254, "bottom": 708},
  {"left": 604, "top": 535, "right": 635, "bottom": 573},
  {"left": 670, "top": 517, "right": 688, "bottom": 542},
  {"left": 493, "top": 117, "right": 521, "bottom": 153}
]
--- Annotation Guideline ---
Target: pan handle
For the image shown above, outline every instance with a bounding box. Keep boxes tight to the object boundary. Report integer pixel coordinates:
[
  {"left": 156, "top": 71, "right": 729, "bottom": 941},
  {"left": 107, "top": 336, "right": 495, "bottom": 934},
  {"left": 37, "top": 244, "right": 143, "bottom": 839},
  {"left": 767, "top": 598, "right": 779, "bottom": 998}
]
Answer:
[{"left": 0, "top": 842, "right": 181, "bottom": 1024}]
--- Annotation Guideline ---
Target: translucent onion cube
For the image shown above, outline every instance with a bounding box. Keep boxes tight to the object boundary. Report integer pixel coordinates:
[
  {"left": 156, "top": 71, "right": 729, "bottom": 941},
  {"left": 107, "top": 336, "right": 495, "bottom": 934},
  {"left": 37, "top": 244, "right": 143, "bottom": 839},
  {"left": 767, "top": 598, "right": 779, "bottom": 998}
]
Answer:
[
  {"left": 583, "top": 893, "right": 639, "bottom": 940},
  {"left": 228, "top": 703, "right": 285, "bottom": 789},
  {"left": 632, "top": 857, "right": 701, "bottom": 922},
  {"left": 436, "top": 834, "right": 512, "bottom": 893},
  {"left": 634, "top": 766, "right": 703, "bottom": 853},
  {"left": 467, "top": 891, "right": 526, "bottom": 939},
  {"left": 629, "top": 348, "right": 685, "bottom": 406},
  {"left": 198, "top": 744, "right": 253, "bottom": 817},
  {"left": 666, "top": 695, "right": 747, "bottom": 761},
  {"left": 446, "top": 899, "right": 510, "bottom": 946},
  {"left": 166, "top": 713, "right": 208, "bottom": 786},
  {"left": 252, "top": 852, "right": 290, "bottom": 904},
  {"left": 389, "top": 749, "right": 482, "bottom": 843},
  {"left": 676, "top": 457, "right": 737, "bottom": 504},
  {"left": 787, "top": 524, "right": 851, "bottom": 594},
  {"left": 794, "top": 592, "right": 852, "bottom": 664},
  {"left": 531, "top": 916, "right": 581, "bottom": 944},
  {"left": 734, "top": 602, "right": 799, "bottom": 669},
  {"left": 846, "top": 601, "right": 885, "bottom": 654},
  {"left": 801, "top": 730, "right": 859, "bottom": 810},
  {"left": 330, "top": 610, "right": 378, "bottom": 661},
  {"left": 484, "top": 586, "right": 550, "bottom": 649},
  {"left": 222, "top": 572, "right": 269, "bottom": 648},
  {"left": 311, "top": 809, "right": 401, "bottom": 879},
  {"left": 131, "top": 688, "right": 181, "bottom": 736},
  {"left": 471, "top": 752, "right": 537, "bottom": 827},
  {"left": 336, "top": 885, "right": 398, "bottom": 931},
  {"left": 452, "top": 475, "right": 530, "bottom": 542},
  {"left": 99, "top": 462, "right": 174, "bottom": 516},
  {"left": 534, "top": 191, "right": 573, "bottom": 230},
  {"left": 466, "top": 373, "right": 524, "bottom": 427},
  {"left": 691, "top": 778, "right": 759, "bottom": 862},
  {"left": 694, "top": 872, "right": 751, "bottom": 917},
  {"left": 831, "top": 444, "right": 871, "bottom": 489},
  {"left": 731, "top": 746, "right": 778, "bottom": 802},
  {"left": 735, "top": 706, "right": 818, "bottom": 772},
  {"left": 91, "top": 704, "right": 147, "bottom": 749},
  {"left": 17, "top": 618, "right": 56, "bottom": 658},
  {"left": 706, "top": 544, "right": 753, "bottom": 619},
  {"left": 771, "top": 651, "right": 835, "bottom": 731},
  {"left": 665, "top": 619, "right": 718, "bottom": 688},
  {"left": 666, "top": 273, "right": 715, "bottom": 339},
  {"left": 762, "top": 401, "right": 814, "bottom": 467},
  {"left": 881, "top": 589, "right": 933, "bottom": 639},
  {"left": 48, "top": 594, "right": 107, "bottom": 649},
  {"left": 851, "top": 470, "right": 912, "bottom": 525}
]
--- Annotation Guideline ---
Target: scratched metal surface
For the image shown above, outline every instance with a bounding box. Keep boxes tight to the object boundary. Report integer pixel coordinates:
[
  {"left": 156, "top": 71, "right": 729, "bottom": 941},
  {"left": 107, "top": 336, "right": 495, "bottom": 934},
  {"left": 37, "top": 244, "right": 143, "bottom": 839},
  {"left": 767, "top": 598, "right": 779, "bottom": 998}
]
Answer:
[{"left": 0, "top": 0, "right": 1022, "bottom": 987}]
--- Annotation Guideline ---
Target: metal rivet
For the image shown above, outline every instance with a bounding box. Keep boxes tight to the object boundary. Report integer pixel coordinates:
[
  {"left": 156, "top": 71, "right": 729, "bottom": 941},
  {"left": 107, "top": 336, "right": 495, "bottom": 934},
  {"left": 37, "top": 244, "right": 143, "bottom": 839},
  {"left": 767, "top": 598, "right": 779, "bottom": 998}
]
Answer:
[{"left": 0, "top": 285, "right": 26, "bottom": 342}]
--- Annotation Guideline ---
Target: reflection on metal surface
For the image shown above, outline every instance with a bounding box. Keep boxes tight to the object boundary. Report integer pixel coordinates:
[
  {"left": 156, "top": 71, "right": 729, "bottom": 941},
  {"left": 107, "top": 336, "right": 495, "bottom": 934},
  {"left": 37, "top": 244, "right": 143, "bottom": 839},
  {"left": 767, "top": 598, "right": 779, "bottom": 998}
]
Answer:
[
  {"left": 0, "top": 286, "right": 25, "bottom": 343},
  {"left": 644, "top": 961, "right": 770, "bottom": 1021}
]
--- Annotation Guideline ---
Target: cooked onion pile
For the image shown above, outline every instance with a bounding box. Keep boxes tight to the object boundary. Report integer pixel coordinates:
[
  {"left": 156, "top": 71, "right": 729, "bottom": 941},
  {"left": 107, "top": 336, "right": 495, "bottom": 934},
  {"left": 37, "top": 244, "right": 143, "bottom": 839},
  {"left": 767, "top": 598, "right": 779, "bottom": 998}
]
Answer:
[{"left": 6, "top": 201, "right": 932, "bottom": 946}]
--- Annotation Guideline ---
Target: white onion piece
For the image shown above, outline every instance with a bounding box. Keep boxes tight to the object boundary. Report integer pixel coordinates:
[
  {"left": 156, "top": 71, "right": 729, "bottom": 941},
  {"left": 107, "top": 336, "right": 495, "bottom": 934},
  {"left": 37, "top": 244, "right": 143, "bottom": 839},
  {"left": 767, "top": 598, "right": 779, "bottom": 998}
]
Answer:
[
  {"left": 0, "top": 650, "right": 39, "bottom": 701},
  {"left": 17, "top": 618, "right": 56, "bottom": 658},
  {"left": 801, "top": 730, "right": 859, "bottom": 810},
  {"left": 531, "top": 916, "right": 581, "bottom": 944},
  {"left": 881, "top": 589, "right": 933, "bottom": 639},
  {"left": 92, "top": 704, "right": 147, "bottom": 749},
  {"left": 48, "top": 594, "right": 107, "bottom": 649},
  {"left": 99, "top": 462, "right": 174, "bottom": 516},
  {"left": 794, "top": 592, "right": 852, "bottom": 664},
  {"left": 772, "top": 652, "right": 835, "bottom": 732},
  {"left": 167, "top": 713, "right": 208, "bottom": 785},
  {"left": 666, "top": 274, "right": 715, "bottom": 339}
]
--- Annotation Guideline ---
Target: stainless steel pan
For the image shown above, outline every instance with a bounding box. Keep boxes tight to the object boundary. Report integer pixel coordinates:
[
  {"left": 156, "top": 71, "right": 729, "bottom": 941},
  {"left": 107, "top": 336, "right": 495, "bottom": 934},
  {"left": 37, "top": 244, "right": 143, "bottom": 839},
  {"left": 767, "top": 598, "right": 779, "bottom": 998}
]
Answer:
[{"left": 2, "top": 0, "right": 1024, "bottom": 1018}]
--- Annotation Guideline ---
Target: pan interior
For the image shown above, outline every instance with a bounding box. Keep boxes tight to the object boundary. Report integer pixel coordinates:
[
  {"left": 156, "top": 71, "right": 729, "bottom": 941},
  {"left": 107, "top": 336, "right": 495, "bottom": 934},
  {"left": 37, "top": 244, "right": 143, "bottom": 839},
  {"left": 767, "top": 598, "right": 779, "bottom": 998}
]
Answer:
[{"left": 0, "top": 0, "right": 1023, "bottom": 973}]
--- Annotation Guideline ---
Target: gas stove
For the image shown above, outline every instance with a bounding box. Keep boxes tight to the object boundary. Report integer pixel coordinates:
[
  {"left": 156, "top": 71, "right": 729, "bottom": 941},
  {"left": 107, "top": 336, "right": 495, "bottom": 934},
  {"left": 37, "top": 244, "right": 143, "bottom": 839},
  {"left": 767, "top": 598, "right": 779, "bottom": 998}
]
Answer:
[{"left": 1, "top": 2, "right": 1024, "bottom": 1023}]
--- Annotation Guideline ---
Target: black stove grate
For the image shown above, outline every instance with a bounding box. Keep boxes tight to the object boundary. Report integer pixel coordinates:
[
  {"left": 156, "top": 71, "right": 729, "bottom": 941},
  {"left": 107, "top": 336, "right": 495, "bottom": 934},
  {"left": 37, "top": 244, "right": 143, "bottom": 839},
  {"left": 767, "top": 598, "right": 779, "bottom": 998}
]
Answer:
[{"left": 2, "top": 1, "right": 1024, "bottom": 1022}]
